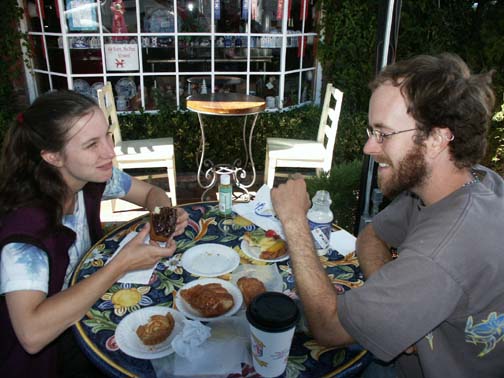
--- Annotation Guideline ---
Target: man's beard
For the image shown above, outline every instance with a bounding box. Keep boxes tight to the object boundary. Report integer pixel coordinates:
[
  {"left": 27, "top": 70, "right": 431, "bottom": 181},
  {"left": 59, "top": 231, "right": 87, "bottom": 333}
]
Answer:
[{"left": 378, "top": 143, "right": 429, "bottom": 199}]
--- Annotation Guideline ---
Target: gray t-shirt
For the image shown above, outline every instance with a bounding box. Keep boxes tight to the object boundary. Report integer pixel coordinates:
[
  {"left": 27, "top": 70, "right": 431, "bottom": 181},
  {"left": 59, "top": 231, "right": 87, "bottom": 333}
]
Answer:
[{"left": 338, "top": 166, "right": 504, "bottom": 378}]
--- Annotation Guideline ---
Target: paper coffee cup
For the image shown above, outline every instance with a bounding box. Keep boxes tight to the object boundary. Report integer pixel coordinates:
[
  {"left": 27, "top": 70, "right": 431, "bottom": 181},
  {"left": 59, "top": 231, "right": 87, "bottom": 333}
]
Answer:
[{"left": 246, "top": 292, "right": 300, "bottom": 377}]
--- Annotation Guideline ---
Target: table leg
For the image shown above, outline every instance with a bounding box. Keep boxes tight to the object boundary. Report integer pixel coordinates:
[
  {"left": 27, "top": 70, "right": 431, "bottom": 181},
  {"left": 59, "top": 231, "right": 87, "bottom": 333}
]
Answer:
[
  {"left": 235, "top": 113, "right": 259, "bottom": 190},
  {"left": 196, "top": 113, "right": 218, "bottom": 201}
]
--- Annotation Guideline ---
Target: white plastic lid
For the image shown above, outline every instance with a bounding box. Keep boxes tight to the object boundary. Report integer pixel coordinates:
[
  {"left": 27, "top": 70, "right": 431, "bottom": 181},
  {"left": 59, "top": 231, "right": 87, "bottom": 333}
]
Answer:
[{"left": 220, "top": 174, "right": 230, "bottom": 185}]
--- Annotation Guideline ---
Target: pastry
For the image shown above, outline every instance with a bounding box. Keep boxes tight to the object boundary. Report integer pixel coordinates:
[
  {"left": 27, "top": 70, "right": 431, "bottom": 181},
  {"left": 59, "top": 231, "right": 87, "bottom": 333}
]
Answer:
[
  {"left": 150, "top": 206, "right": 177, "bottom": 242},
  {"left": 179, "top": 283, "right": 234, "bottom": 317},
  {"left": 237, "top": 277, "right": 266, "bottom": 306},
  {"left": 136, "top": 312, "right": 175, "bottom": 346},
  {"left": 243, "top": 229, "right": 287, "bottom": 260}
]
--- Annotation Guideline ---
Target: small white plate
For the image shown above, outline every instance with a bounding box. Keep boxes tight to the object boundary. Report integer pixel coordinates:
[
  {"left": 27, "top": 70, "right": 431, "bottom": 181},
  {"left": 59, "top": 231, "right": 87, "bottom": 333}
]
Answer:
[
  {"left": 175, "top": 278, "right": 243, "bottom": 322},
  {"left": 73, "top": 79, "right": 92, "bottom": 97},
  {"left": 181, "top": 244, "right": 240, "bottom": 277},
  {"left": 115, "top": 78, "right": 137, "bottom": 99},
  {"left": 115, "top": 306, "right": 185, "bottom": 359},
  {"left": 240, "top": 239, "right": 289, "bottom": 263}
]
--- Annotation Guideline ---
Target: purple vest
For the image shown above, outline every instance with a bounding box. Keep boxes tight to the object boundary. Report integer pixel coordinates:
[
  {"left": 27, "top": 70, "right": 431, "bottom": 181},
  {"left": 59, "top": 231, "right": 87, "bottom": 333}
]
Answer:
[{"left": 0, "top": 182, "right": 105, "bottom": 378}]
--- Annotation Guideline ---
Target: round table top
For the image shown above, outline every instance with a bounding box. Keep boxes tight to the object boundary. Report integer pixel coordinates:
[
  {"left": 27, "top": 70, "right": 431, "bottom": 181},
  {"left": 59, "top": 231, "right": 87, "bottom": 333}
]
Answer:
[
  {"left": 71, "top": 202, "right": 370, "bottom": 378},
  {"left": 186, "top": 93, "right": 266, "bottom": 115}
]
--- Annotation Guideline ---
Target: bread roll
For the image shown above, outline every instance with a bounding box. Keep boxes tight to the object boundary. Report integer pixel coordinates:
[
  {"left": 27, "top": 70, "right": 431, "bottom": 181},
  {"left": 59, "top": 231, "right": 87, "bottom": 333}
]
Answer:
[{"left": 237, "top": 277, "right": 266, "bottom": 305}]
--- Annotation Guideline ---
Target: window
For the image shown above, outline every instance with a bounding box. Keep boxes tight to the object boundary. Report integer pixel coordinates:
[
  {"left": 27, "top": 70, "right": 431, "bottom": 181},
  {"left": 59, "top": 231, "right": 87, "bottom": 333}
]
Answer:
[{"left": 24, "top": 0, "right": 319, "bottom": 111}]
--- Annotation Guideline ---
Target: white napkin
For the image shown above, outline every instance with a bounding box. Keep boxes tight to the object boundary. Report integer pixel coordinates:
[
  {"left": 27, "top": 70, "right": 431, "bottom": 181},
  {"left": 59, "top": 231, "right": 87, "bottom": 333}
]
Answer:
[
  {"left": 330, "top": 229, "right": 356, "bottom": 256},
  {"left": 171, "top": 319, "right": 212, "bottom": 359},
  {"left": 232, "top": 184, "right": 285, "bottom": 238},
  {"left": 105, "top": 231, "right": 158, "bottom": 284},
  {"left": 173, "top": 317, "right": 249, "bottom": 376}
]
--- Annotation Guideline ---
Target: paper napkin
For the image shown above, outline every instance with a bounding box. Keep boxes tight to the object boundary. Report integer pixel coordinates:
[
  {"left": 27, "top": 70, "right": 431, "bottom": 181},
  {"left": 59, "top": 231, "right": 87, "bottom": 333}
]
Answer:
[
  {"left": 232, "top": 184, "right": 285, "bottom": 238},
  {"left": 330, "top": 229, "right": 356, "bottom": 256},
  {"left": 105, "top": 231, "right": 158, "bottom": 284}
]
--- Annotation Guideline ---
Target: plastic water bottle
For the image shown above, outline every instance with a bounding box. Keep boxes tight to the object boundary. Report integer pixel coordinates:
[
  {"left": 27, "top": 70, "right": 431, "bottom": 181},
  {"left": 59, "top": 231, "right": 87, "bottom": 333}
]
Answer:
[
  {"left": 218, "top": 174, "right": 232, "bottom": 216},
  {"left": 307, "top": 190, "right": 333, "bottom": 256}
]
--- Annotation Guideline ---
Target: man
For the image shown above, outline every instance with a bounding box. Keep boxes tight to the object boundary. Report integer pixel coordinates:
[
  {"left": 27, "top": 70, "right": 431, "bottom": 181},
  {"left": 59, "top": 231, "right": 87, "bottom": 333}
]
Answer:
[{"left": 271, "top": 53, "right": 504, "bottom": 378}]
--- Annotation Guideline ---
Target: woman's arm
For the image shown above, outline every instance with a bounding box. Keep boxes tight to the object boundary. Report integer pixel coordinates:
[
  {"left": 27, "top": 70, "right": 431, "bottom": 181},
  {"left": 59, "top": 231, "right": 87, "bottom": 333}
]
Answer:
[
  {"left": 121, "top": 177, "right": 188, "bottom": 237},
  {"left": 5, "top": 225, "right": 176, "bottom": 354}
]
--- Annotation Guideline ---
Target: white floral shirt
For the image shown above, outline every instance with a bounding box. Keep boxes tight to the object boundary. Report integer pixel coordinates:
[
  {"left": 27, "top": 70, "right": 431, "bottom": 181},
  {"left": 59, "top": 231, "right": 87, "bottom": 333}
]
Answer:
[{"left": 0, "top": 168, "right": 132, "bottom": 294}]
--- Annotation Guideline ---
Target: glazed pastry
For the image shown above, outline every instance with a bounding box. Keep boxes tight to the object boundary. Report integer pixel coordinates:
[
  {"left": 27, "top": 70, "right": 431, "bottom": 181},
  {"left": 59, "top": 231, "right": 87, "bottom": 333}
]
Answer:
[
  {"left": 179, "top": 283, "right": 234, "bottom": 317},
  {"left": 136, "top": 312, "right": 175, "bottom": 346},
  {"left": 150, "top": 206, "right": 177, "bottom": 242}
]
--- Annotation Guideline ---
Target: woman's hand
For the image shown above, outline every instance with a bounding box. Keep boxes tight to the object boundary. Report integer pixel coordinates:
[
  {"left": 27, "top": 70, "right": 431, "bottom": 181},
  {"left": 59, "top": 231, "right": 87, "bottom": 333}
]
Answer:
[
  {"left": 114, "top": 224, "right": 177, "bottom": 272},
  {"left": 173, "top": 207, "right": 189, "bottom": 237}
]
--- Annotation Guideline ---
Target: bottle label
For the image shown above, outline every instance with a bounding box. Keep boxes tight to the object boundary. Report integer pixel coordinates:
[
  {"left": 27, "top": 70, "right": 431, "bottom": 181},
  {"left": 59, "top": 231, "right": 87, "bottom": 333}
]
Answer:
[
  {"left": 308, "top": 220, "right": 331, "bottom": 255},
  {"left": 219, "top": 186, "right": 232, "bottom": 215}
]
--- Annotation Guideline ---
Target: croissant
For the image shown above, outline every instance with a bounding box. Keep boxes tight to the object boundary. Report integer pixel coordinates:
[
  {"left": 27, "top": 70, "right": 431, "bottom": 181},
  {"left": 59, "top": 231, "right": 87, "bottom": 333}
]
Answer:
[{"left": 136, "top": 312, "right": 175, "bottom": 346}]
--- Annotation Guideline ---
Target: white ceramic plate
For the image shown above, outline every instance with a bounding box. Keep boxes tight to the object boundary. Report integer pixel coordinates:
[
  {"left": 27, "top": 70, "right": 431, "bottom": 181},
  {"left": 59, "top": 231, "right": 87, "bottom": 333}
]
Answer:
[
  {"left": 240, "top": 239, "right": 289, "bottom": 263},
  {"left": 115, "top": 306, "right": 185, "bottom": 359},
  {"left": 174, "top": 278, "right": 243, "bottom": 322},
  {"left": 91, "top": 82, "right": 104, "bottom": 99},
  {"left": 73, "top": 79, "right": 92, "bottom": 97},
  {"left": 115, "top": 78, "right": 137, "bottom": 99},
  {"left": 181, "top": 244, "right": 240, "bottom": 277}
]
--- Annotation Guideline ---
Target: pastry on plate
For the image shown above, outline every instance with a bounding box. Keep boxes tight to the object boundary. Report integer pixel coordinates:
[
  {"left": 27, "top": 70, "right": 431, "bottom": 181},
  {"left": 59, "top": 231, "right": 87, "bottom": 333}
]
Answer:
[
  {"left": 179, "top": 283, "right": 234, "bottom": 317},
  {"left": 136, "top": 312, "right": 175, "bottom": 346},
  {"left": 237, "top": 277, "right": 266, "bottom": 306},
  {"left": 150, "top": 206, "right": 177, "bottom": 242},
  {"left": 243, "top": 229, "right": 287, "bottom": 260}
]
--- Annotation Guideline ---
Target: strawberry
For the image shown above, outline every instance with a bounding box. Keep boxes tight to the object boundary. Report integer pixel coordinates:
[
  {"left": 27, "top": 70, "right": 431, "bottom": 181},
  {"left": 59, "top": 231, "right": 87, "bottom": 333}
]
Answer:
[{"left": 265, "top": 229, "right": 278, "bottom": 238}]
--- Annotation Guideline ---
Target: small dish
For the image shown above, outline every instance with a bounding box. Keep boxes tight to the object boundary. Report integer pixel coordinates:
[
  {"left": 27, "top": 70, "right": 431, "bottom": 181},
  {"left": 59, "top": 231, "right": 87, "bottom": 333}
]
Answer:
[
  {"left": 174, "top": 278, "right": 243, "bottom": 322},
  {"left": 91, "top": 82, "right": 104, "bottom": 99},
  {"left": 115, "top": 306, "right": 185, "bottom": 359},
  {"left": 181, "top": 243, "right": 240, "bottom": 277},
  {"left": 240, "top": 239, "right": 289, "bottom": 263},
  {"left": 115, "top": 78, "right": 137, "bottom": 99},
  {"left": 254, "top": 202, "right": 277, "bottom": 219},
  {"left": 73, "top": 79, "right": 92, "bottom": 97}
]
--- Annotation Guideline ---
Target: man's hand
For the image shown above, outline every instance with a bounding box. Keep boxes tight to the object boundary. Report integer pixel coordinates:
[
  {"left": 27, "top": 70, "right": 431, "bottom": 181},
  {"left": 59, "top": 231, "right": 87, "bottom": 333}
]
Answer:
[{"left": 271, "top": 176, "right": 311, "bottom": 224}]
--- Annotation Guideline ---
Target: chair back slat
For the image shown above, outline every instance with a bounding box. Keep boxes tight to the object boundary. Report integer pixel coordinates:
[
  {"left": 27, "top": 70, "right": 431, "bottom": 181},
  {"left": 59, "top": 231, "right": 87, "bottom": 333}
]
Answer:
[
  {"left": 97, "top": 82, "right": 123, "bottom": 145},
  {"left": 316, "top": 83, "right": 343, "bottom": 171}
]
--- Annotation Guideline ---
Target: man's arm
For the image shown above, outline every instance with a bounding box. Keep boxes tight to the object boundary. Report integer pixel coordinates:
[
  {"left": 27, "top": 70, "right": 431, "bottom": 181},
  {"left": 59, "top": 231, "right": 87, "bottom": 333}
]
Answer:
[
  {"left": 356, "top": 224, "right": 393, "bottom": 279},
  {"left": 271, "top": 178, "right": 354, "bottom": 347}
]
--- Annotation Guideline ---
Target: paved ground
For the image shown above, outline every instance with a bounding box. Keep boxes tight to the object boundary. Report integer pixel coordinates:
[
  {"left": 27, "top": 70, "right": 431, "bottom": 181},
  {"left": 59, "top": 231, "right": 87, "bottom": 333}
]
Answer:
[{"left": 100, "top": 171, "right": 269, "bottom": 224}]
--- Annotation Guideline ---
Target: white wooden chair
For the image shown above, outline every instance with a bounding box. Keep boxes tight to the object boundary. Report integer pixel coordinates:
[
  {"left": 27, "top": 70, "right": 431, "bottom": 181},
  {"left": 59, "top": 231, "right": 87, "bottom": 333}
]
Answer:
[
  {"left": 97, "top": 82, "right": 177, "bottom": 205},
  {"left": 264, "top": 84, "right": 343, "bottom": 188}
]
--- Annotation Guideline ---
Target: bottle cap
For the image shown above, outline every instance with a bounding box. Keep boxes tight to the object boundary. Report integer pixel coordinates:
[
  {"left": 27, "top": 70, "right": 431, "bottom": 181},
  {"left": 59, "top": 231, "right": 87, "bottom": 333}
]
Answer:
[
  {"left": 220, "top": 174, "right": 230, "bottom": 185},
  {"left": 313, "top": 190, "right": 331, "bottom": 205}
]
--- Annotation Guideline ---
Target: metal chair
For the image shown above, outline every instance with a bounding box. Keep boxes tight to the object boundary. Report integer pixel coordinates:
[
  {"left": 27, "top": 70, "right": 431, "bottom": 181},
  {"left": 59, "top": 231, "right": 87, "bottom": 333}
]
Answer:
[
  {"left": 264, "top": 83, "right": 343, "bottom": 188},
  {"left": 97, "top": 82, "right": 177, "bottom": 205}
]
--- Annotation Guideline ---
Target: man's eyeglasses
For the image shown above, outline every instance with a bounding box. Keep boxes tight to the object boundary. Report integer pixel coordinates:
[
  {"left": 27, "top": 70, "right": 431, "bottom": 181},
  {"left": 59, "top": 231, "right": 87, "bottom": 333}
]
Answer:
[{"left": 366, "top": 126, "right": 417, "bottom": 144}]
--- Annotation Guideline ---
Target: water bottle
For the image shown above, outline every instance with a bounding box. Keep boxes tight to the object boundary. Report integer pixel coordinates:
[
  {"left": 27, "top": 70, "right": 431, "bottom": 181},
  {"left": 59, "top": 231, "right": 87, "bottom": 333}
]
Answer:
[
  {"left": 218, "top": 174, "right": 232, "bottom": 216},
  {"left": 307, "top": 190, "right": 333, "bottom": 256}
]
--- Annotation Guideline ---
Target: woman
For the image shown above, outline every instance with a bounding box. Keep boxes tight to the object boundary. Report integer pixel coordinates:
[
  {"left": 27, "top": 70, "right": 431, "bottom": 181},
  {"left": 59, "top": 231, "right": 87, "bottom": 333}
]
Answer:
[{"left": 0, "top": 90, "right": 188, "bottom": 378}]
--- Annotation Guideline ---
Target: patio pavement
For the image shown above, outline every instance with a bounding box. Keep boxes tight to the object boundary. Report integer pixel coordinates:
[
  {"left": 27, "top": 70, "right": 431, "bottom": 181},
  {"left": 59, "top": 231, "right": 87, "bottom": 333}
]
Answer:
[{"left": 100, "top": 172, "right": 267, "bottom": 225}]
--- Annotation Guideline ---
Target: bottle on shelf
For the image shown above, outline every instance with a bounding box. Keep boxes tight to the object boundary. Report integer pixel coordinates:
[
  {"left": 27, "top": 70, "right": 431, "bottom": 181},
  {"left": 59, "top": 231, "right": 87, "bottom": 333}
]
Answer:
[
  {"left": 218, "top": 174, "right": 233, "bottom": 216},
  {"left": 307, "top": 190, "right": 334, "bottom": 256}
]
